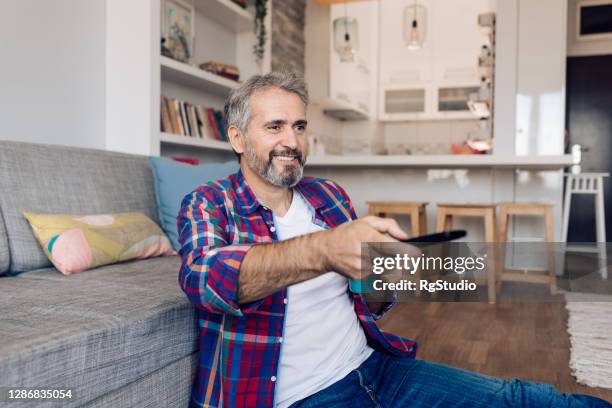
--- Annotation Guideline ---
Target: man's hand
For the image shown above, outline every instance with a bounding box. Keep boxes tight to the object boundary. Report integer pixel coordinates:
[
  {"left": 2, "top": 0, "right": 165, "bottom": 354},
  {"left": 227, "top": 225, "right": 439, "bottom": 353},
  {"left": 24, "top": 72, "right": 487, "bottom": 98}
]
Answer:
[{"left": 322, "top": 216, "right": 409, "bottom": 281}]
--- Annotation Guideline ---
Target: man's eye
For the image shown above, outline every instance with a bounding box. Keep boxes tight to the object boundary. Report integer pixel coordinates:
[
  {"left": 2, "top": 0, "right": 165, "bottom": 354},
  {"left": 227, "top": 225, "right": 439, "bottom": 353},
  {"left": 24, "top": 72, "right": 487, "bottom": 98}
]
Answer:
[
  {"left": 295, "top": 125, "right": 306, "bottom": 132},
  {"left": 268, "top": 125, "right": 281, "bottom": 131}
]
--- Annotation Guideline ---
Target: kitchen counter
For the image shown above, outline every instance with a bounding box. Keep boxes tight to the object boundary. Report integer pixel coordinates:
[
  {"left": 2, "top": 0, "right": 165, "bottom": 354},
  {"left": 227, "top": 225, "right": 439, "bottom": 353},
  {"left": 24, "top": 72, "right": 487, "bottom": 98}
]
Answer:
[{"left": 306, "top": 154, "right": 576, "bottom": 170}]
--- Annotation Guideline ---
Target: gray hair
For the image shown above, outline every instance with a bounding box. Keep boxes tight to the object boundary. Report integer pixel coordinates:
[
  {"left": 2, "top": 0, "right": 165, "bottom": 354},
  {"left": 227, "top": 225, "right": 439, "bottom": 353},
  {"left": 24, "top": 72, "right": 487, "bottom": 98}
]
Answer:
[{"left": 223, "top": 71, "right": 309, "bottom": 133}]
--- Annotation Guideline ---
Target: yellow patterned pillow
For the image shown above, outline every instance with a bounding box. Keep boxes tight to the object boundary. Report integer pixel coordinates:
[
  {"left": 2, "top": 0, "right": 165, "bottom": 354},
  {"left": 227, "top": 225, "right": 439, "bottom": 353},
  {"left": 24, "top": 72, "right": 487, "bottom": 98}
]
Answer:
[{"left": 23, "top": 212, "right": 174, "bottom": 275}]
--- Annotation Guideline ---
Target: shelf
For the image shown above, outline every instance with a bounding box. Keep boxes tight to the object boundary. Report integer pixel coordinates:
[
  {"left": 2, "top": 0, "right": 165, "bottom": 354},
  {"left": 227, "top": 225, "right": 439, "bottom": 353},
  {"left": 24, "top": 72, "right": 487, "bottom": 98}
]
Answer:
[
  {"left": 159, "top": 132, "right": 234, "bottom": 152},
  {"left": 379, "top": 112, "right": 477, "bottom": 122},
  {"left": 194, "top": 0, "right": 253, "bottom": 31},
  {"left": 312, "top": 98, "right": 369, "bottom": 121},
  {"left": 305, "top": 154, "right": 577, "bottom": 170},
  {"left": 160, "top": 56, "right": 240, "bottom": 97}
]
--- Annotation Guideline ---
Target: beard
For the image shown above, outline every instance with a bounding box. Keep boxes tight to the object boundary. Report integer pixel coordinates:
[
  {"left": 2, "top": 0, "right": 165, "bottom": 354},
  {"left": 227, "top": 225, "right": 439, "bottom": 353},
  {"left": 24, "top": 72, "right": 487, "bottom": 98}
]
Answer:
[{"left": 244, "top": 138, "right": 306, "bottom": 188}]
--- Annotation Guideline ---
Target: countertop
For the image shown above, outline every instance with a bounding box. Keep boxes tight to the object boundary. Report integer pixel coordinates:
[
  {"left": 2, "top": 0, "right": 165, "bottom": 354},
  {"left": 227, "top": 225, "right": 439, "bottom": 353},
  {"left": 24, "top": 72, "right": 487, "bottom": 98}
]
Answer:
[{"left": 305, "top": 154, "right": 576, "bottom": 170}]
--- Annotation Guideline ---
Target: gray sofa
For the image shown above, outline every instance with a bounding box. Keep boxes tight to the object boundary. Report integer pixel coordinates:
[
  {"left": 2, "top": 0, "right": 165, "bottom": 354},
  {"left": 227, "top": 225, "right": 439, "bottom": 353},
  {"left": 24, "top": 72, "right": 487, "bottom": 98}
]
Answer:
[{"left": 0, "top": 141, "right": 198, "bottom": 407}]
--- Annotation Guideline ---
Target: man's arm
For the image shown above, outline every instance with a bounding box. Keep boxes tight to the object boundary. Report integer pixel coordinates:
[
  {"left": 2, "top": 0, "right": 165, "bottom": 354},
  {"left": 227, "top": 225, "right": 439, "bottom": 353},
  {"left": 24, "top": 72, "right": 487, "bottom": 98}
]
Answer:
[
  {"left": 237, "top": 230, "right": 326, "bottom": 302},
  {"left": 238, "top": 215, "right": 409, "bottom": 303},
  {"left": 178, "top": 186, "right": 409, "bottom": 315}
]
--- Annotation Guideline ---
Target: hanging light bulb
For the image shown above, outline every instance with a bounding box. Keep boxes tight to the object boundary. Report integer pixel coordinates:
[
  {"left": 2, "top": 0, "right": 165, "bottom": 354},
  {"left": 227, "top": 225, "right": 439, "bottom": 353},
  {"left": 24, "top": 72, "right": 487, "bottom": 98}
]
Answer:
[
  {"left": 333, "top": 3, "right": 359, "bottom": 62},
  {"left": 404, "top": 0, "right": 426, "bottom": 50}
]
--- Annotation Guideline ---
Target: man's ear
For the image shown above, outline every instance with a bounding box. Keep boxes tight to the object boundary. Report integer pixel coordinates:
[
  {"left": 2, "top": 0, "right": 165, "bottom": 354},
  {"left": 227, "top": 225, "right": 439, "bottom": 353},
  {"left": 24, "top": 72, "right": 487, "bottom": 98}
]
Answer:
[{"left": 227, "top": 125, "right": 245, "bottom": 155}]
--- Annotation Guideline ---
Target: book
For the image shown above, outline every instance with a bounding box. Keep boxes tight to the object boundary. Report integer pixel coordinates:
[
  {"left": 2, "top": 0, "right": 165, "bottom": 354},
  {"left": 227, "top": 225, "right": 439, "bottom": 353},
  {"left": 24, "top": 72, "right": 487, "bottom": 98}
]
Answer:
[
  {"left": 197, "top": 107, "right": 213, "bottom": 140},
  {"left": 194, "top": 107, "right": 204, "bottom": 139},
  {"left": 188, "top": 104, "right": 200, "bottom": 138},
  {"left": 172, "top": 156, "right": 200, "bottom": 165},
  {"left": 179, "top": 102, "right": 190, "bottom": 136},
  {"left": 183, "top": 102, "right": 193, "bottom": 137},
  {"left": 172, "top": 100, "right": 184, "bottom": 135},
  {"left": 160, "top": 96, "right": 173, "bottom": 133},
  {"left": 213, "top": 110, "right": 227, "bottom": 141},
  {"left": 206, "top": 108, "right": 220, "bottom": 140}
]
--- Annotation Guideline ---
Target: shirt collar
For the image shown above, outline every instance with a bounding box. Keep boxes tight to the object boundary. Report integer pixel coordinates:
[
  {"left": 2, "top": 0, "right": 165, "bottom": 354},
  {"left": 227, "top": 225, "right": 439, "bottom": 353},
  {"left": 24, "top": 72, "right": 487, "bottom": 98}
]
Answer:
[{"left": 233, "top": 168, "right": 326, "bottom": 215}]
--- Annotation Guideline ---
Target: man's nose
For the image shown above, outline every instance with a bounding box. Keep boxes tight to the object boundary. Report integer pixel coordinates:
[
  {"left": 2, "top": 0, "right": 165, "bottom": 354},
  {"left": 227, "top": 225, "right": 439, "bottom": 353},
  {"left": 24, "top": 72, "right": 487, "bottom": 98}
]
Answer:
[{"left": 280, "top": 127, "right": 299, "bottom": 150}]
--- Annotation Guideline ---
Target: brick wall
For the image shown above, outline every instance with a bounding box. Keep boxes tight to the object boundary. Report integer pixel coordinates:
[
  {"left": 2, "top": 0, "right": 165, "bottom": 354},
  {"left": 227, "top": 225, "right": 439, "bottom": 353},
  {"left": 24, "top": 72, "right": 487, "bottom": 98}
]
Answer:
[{"left": 271, "top": 0, "right": 306, "bottom": 74}]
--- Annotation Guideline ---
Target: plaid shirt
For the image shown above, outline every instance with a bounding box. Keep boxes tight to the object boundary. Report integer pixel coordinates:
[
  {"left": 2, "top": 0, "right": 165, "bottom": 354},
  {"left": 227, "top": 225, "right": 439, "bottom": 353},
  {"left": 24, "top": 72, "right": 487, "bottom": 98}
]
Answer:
[{"left": 177, "top": 170, "right": 418, "bottom": 408}]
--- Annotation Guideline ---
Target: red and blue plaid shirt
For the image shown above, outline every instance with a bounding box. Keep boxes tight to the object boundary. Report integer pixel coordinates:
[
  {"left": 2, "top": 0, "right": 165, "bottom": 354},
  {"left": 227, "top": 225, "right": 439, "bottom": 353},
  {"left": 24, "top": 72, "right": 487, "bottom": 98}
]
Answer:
[{"left": 177, "top": 169, "right": 418, "bottom": 407}]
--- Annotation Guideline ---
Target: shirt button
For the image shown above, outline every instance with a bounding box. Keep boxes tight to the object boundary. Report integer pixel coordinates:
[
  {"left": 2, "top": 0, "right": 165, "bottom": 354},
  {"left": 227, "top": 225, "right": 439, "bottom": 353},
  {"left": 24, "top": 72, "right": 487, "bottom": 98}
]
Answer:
[
  {"left": 271, "top": 376, "right": 277, "bottom": 382},
  {"left": 278, "top": 337, "right": 283, "bottom": 343},
  {"left": 270, "top": 226, "right": 276, "bottom": 232},
  {"left": 283, "top": 298, "right": 288, "bottom": 304}
]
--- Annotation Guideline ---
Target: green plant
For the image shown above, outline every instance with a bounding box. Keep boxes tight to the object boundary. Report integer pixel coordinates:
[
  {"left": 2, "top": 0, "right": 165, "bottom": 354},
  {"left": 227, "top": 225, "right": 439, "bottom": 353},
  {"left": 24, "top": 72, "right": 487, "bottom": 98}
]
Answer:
[{"left": 253, "top": 0, "right": 268, "bottom": 64}]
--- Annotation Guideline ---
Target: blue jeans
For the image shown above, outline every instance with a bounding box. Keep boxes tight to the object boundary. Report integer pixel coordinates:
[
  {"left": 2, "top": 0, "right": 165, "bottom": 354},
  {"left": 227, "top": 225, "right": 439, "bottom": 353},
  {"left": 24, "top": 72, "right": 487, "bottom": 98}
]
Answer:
[{"left": 289, "top": 350, "right": 611, "bottom": 407}]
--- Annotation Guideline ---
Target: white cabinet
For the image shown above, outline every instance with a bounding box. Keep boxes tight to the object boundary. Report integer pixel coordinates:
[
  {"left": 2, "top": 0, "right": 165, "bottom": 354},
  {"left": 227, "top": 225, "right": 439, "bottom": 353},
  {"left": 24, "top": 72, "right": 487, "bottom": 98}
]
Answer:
[
  {"left": 514, "top": 0, "right": 566, "bottom": 155},
  {"left": 378, "top": 0, "right": 490, "bottom": 121},
  {"left": 315, "top": 1, "right": 377, "bottom": 120}
]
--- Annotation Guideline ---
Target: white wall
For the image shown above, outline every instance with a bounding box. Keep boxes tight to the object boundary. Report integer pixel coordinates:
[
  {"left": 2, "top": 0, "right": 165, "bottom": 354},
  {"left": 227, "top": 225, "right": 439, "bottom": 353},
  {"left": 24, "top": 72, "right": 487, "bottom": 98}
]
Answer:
[
  {"left": 0, "top": 0, "right": 106, "bottom": 149},
  {"left": 567, "top": 0, "right": 612, "bottom": 56},
  {"left": 106, "top": 0, "right": 159, "bottom": 155}
]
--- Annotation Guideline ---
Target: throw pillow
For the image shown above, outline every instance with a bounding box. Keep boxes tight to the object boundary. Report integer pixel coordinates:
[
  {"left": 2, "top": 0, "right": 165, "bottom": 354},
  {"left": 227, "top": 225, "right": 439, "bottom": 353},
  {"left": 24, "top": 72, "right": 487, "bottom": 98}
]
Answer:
[
  {"left": 149, "top": 157, "right": 238, "bottom": 250},
  {"left": 23, "top": 212, "right": 174, "bottom": 275}
]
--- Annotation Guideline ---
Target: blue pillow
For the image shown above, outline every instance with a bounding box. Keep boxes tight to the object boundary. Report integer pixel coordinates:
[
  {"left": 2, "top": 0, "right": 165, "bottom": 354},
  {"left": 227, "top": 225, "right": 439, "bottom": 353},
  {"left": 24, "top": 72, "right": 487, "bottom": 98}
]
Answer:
[{"left": 149, "top": 157, "right": 238, "bottom": 250}]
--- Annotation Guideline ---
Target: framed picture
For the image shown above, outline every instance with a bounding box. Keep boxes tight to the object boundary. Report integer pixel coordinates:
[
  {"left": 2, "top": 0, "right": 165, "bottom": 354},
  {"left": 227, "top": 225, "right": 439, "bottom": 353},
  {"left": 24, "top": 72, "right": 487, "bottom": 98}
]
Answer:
[
  {"left": 161, "top": 0, "right": 195, "bottom": 63},
  {"left": 576, "top": 0, "right": 612, "bottom": 41}
]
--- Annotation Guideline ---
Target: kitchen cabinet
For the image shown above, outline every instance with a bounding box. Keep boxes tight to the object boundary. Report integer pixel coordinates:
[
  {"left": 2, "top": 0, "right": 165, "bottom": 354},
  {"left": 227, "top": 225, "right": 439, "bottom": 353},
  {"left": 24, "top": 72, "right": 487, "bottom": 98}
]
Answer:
[
  {"left": 378, "top": 0, "right": 490, "bottom": 121},
  {"left": 316, "top": 0, "right": 377, "bottom": 120},
  {"left": 306, "top": 1, "right": 378, "bottom": 120}
]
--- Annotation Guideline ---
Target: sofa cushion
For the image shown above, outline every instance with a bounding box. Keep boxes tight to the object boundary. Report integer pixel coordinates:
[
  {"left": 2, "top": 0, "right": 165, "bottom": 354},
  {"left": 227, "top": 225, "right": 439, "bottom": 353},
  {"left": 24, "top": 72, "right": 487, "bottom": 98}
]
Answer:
[
  {"left": 0, "top": 141, "right": 159, "bottom": 274},
  {"left": 0, "top": 256, "right": 199, "bottom": 406},
  {"left": 0, "top": 206, "right": 9, "bottom": 274},
  {"left": 149, "top": 157, "right": 238, "bottom": 250},
  {"left": 24, "top": 212, "right": 174, "bottom": 275}
]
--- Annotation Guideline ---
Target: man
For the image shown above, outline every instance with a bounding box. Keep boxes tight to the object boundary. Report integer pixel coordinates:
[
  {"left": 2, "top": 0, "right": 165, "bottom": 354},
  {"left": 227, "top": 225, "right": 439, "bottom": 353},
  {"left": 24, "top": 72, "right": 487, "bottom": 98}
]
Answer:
[{"left": 177, "top": 71, "right": 609, "bottom": 407}]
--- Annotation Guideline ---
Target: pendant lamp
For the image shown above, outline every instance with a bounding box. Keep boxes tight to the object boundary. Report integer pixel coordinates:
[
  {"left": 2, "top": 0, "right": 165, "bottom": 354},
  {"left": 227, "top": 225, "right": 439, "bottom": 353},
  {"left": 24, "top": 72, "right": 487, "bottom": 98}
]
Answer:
[
  {"left": 333, "top": 3, "right": 359, "bottom": 62},
  {"left": 404, "top": 0, "right": 426, "bottom": 50}
]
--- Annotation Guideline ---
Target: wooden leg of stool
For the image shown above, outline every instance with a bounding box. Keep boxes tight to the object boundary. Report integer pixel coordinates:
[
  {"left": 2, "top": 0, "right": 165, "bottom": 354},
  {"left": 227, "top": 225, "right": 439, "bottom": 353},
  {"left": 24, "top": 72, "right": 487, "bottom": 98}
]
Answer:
[
  {"left": 545, "top": 208, "right": 557, "bottom": 295},
  {"left": 497, "top": 208, "right": 509, "bottom": 294},
  {"left": 410, "top": 207, "right": 420, "bottom": 238},
  {"left": 435, "top": 209, "right": 447, "bottom": 232},
  {"left": 419, "top": 208, "right": 428, "bottom": 235},
  {"left": 485, "top": 209, "right": 496, "bottom": 304}
]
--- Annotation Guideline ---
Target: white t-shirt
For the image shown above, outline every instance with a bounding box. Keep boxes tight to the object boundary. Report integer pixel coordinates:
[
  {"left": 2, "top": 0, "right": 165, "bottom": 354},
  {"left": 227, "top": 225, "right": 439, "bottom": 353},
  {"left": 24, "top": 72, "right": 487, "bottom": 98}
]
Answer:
[{"left": 272, "top": 191, "right": 373, "bottom": 408}]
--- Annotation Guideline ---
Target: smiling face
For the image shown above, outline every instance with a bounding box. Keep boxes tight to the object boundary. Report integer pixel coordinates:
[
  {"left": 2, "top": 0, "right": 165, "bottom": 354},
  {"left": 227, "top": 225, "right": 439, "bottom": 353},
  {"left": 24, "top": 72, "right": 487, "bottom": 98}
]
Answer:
[{"left": 230, "top": 87, "right": 308, "bottom": 188}]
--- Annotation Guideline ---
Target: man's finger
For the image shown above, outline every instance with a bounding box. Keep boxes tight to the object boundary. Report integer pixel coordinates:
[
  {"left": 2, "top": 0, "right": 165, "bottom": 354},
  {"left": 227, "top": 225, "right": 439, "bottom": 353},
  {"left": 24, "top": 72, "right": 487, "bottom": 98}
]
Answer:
[{"left": 365, "top": 217, "right": 409, "bottom": 241}]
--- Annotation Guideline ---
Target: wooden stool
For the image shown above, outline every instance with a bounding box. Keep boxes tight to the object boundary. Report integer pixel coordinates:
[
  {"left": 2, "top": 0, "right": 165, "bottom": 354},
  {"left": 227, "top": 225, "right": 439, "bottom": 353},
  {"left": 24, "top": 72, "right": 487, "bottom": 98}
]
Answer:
[
  {"left": 498, "top": 202, "right": 556, "bottom": 295},
  {"left": 436, "top": 203, "right": 498, "bottom": 303},
  {"left": 367, "top": 201, "right": 428, "bottom": 237}
]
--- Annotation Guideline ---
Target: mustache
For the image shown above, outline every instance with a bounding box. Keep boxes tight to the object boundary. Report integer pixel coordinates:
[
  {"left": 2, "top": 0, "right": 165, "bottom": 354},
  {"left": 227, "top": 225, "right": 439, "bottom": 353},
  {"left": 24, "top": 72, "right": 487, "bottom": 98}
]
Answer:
[{"left": 268, "top": 148, "right": 305, "bottom": 165}]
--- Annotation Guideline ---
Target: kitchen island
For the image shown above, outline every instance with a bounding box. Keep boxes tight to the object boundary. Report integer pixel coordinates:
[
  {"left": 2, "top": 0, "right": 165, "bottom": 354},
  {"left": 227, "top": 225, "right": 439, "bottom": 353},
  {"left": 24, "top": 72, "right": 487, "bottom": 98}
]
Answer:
[{"left": 304, "top": 154, "right": 576, "bottom": 242}]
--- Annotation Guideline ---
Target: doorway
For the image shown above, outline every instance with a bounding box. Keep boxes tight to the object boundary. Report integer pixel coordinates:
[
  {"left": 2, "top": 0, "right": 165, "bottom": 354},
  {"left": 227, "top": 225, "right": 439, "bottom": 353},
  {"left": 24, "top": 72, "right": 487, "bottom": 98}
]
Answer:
[{"left": 565, "top": 54, "right": 612, "bottom": 242}]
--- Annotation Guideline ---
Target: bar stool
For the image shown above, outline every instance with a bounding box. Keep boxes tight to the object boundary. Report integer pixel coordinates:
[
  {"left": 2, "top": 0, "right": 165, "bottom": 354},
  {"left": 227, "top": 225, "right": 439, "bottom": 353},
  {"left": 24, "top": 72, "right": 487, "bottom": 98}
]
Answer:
[
  {"left": 498, "top": 203, "right": 556, "bottom": 295},
  {"left": 562, "top": 173, "right": 608, "bottom": 278},
  {"left": 367, "top": 201, "right": 428, "bottom": 237},
  {"left": 435, "top": 203, "right": 498, "bottom": 303}
]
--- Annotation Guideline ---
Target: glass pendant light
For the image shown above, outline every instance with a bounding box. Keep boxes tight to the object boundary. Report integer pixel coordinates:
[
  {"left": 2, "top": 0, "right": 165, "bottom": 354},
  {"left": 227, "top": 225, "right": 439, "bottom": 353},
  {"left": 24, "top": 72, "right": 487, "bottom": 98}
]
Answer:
[
  {"left": 403, "top": 0, "right": 426, "bottom": 50},
  {"left": 333, "top": 3, "right": 359, "bottom": 62}
]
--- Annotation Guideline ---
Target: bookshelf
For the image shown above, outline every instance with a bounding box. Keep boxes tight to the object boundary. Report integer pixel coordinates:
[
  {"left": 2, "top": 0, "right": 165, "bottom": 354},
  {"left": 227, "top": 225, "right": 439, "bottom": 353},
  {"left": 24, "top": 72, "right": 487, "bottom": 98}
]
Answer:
[
  {"left": 158, "top": 0, "right": 271, "bottom": 161},
  {"left": 160, "top": 56, "right": 240, "bottom": 97},
  {"left": 160, "top": 132, "right": 233, "bottom": 151},
  {"left": 194, "top": 0, "right": 253, "bottom": 30}
]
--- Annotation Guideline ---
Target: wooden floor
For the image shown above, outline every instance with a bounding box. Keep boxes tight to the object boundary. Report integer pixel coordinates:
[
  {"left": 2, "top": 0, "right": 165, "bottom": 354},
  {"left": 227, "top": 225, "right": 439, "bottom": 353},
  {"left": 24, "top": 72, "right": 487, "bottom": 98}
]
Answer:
[{"left": 377, "top": 300, "right": 612, "bottom": 402}]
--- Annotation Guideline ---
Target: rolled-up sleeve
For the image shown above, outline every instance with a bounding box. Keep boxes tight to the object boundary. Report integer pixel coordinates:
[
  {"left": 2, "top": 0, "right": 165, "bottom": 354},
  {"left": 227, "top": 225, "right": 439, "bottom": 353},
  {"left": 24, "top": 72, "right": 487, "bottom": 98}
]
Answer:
[{"left": 177, "top": 188, "right": 262, "bottom": 317}]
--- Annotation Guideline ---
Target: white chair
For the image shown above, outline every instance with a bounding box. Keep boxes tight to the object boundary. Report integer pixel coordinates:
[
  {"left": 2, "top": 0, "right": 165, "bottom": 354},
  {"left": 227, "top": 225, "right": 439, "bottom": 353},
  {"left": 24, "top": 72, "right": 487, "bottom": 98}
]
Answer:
[{"left": 562, "top": 172, "right": 608, "bottom": 278}]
